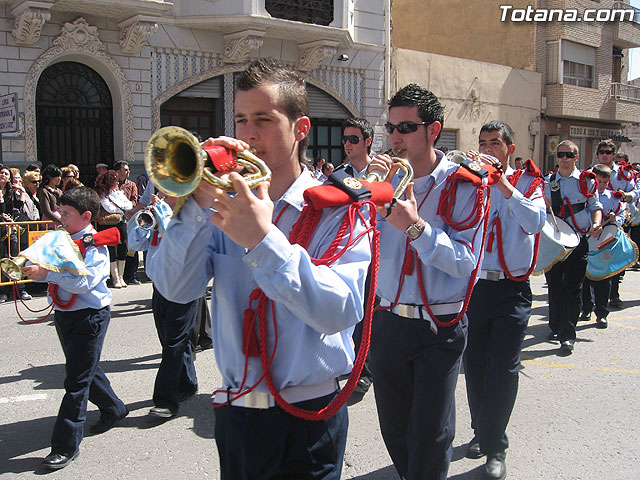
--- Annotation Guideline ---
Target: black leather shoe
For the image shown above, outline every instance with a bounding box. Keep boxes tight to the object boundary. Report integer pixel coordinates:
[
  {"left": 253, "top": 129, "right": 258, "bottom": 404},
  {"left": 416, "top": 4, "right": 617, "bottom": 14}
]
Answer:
[
  {"left": 579, "top": 311, "right": 592, "bottom": 322},
  {"left": 89, "top": 407, "right": 129, "bottom": 434},
  {"left": 42, "top": 451, "right": 79, "bottom": 470},
  {"left": 596, "top": 317, "right": 608, "bottom": 329},
  {"left": 125, "top": 278, "right": 141, "bottom": 285},
  {"left": 548, "top": 331, "right": 559, "bottom": 341},
  {"left": 149, "top": 406, "right": 176, "bottom": 418},
  {"left": 485, "top": 452, "right": 506, "bottom": 479},
  {"left": 465, "top": 437, "right": 483, "bottom": 459},
  {"left": 609, "top": 298, "right": 623, "bottom": 309},
  {"left": 560, "top": 339, "right": 574, "bottom": 354},
  {"left": 353, "top": 377, "right": 372, "bottom": 395}
]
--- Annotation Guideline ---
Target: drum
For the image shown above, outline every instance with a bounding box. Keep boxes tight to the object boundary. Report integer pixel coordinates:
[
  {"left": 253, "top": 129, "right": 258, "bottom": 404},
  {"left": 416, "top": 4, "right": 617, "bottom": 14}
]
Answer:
[
  {"left": 586, "top": 228, "right": 639, "bottom": 281},
  {"left": 627, "top": 201, "right": 640, "bottom": 227},
  {"left": 533, "top": 216, "right": 580, "bottom": 274},
  {"left": 587, "top": 224, "right": 619, "bottom": 252}
]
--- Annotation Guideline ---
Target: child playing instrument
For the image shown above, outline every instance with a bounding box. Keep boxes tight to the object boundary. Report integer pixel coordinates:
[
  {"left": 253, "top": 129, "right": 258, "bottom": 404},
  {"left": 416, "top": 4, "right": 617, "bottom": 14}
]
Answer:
[{"left": 22, "top": 187, "right": 128, "bottom": 471}]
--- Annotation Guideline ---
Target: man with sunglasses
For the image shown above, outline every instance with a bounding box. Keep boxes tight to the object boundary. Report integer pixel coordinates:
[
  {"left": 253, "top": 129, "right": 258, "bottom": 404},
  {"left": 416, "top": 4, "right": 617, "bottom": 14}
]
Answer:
[
  {"left": 367, "top": 84, "right": 492, "bottom": 480},
  {"left": 545, "top": 140, "right": 602, "bottom": 354},
  {"left": 463, "top": 121, "right": 546, "bottom": 480},
  {"left": 589, "top": 140, "right": 638, "bottom": 310}
]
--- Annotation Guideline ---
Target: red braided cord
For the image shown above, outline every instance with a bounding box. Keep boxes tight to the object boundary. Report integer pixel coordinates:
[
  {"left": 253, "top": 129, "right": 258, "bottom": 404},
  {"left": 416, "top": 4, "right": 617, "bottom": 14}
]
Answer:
[
  {"left": 417, "top": 189, "right": 491, "bottom": 327},
  {"left": 438, "top": 178, "right": 486, "bottom": 231},
  {"left": 564, "top": 196, "right": 590, "bottom": 235},
  {"left": 579, "top": 171, "right": 597, "bottom": 198},
  {"left": 494, "top": 218, "right": 541, "bottom": 282},
  {"left": 257, "top": 201, "right": 379, "bottom": 420},
  {"left": 12, "top": 282, "right": 54, "bottom": 324}
]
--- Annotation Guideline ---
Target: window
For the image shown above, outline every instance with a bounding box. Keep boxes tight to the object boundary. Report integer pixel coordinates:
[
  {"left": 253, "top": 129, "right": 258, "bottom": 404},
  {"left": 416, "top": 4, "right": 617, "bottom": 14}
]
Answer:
[
  {"left": 561, "top": 40, "right": 596, "bottom": 88},
  {"left": 265, "top": 0, "right": 334, "bottom": 26},
  {"left": 307, "top": 119, "right": 344, "bottom": 166}
]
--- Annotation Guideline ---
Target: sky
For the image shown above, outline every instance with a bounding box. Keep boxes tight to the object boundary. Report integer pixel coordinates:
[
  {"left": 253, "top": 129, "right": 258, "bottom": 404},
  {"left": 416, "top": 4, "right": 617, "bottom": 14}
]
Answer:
[{"left": 628, "top": 0, "right": 640, "bottom": 80}]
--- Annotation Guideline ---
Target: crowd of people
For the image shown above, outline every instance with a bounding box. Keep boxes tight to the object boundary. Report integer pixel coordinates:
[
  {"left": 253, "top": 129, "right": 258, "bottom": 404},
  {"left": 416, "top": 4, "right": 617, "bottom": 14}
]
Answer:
[{"left": 5, "top": 58, "right": 640, "bottom": 480}]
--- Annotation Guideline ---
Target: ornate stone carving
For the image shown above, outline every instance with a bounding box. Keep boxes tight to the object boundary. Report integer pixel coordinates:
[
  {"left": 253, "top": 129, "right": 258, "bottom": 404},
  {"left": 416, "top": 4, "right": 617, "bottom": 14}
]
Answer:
[
  {"left": 119, "top": 21, "right": 158, "bottom": 54},
  {"left": 11, "top": 6, "right": 51, "bottom": 45},
  {"left": 298, "top": 40, "right": 339, "bottom": 72},
  {"left": 223, "top": 30, "right": 265, "bottom": 64},
  {"left": 53, "top": 17, "right": 105, "bottom": 52},
  {"left": 24, "top": 18, "right": 134, "bottom": 164}
]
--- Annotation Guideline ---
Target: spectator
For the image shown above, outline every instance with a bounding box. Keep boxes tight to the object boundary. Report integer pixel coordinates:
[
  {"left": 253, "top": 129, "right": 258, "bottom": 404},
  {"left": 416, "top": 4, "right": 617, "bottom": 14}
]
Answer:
[
  {"left": 60, "top": 167, "right": 76, "bottom": 191},
  {"left": 23, "top": 170, "right": 42, "bottom": 218},
  {"left": 96, "top": 163, "right": 108, "bottom": 177},
  {"left": 114, "top": 160, "right": 140, "bottom": 285},
  {"left": 37, "top": 164, "right": 63, "bottom": 226}
]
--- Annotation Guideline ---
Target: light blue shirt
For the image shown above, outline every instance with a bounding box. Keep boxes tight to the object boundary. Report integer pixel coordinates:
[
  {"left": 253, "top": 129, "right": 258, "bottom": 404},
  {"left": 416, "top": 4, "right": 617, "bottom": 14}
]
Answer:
[
  {"left": 43, "top": 225, "right": 111, "bottom": 311},
  {"left": 148, "top": 169, "right": 372, "bottom": 391},
  {"left": 609, "top": 163, "right": 639, "bottom": 202},
  {"left": 376, "top": 151, "right": 488, "bottom": 305},
  {"left": 544, "top": 168, "right": 603, "bottom": 234},
  {"left": 139, "top": 181, "right": 155, "bottom": 207},
  {"left": 481, "top": 166, "right": 546, "bottom": 274},
  {"left": 599, "top": 189, "right": 626, "bottom": 228}
]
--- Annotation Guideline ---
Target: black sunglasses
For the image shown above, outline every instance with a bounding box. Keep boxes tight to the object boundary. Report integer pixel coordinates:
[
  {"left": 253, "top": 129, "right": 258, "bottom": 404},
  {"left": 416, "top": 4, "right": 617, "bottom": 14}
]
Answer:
[
  {"left": 341, "top": 135, "right": 361, "bottom": 145},
  {"left": 385, "top": 121, "right": 428, "bottom": 134},
  {"left": 30, "top": 180, "right": 41, "bottom": 184},
  {"left": 598, "top": 149, "right": 615, "bottom": 155},
  {"left": 557, "top": 151, "right": 576, "bottom": 159}
]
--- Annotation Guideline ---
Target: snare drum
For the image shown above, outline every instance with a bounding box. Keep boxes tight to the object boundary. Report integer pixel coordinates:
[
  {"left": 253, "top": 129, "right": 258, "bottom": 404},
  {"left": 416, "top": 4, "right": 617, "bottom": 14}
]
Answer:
[
  {"left": 586, "top": 228, "right": 639, "bottom": 281},
  {"left": 627, "top": 201, "right": 640, "bottom": 227},
  {"left": 533, "top": 216, "right": 580, "bottom": 274},
  {"left": 587, "top": 224, "right": 619, "bottom": 252}
]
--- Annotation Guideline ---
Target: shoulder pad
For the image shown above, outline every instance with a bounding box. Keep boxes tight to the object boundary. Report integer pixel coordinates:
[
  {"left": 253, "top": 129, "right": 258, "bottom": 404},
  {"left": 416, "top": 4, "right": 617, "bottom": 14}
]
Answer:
[
  {"left": 327, "top": 169, "right": 372, "bottom": 201},
  {"left": 523, "top": 158, "right": 543, "bottom": 178}
]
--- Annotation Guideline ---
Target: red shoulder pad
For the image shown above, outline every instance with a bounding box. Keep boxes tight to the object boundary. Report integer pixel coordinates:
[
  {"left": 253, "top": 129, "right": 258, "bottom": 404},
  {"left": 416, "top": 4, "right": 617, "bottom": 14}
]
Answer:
[
  {"left": 303, "top": 181, "right": 394, "bottom": 210},
  {"left": 578, "top": 170, "right": 598, "bottom": 198},
  {"left": 450, "top": 162, "right": 502, "bottom": 186},
  {"left": 523, "top": 158, "right": 542, "bottom": 178}
]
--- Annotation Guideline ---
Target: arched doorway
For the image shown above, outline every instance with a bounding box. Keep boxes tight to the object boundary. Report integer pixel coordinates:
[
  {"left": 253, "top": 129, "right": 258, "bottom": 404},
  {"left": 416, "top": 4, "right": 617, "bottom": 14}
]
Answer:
[{"left": 36, "top": 61, "right": 114, "bottom": 186}]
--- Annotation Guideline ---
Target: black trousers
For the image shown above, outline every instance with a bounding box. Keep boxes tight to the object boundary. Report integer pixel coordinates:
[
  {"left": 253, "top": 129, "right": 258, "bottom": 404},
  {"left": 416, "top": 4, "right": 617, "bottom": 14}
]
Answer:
[
  {"left": 545, "top": 237, "right": 588, "bottom": 342},
  {"left": 189, "top": 292, "right": 212, "bottom": 350},
  {"left": 214, "top": 392, "right": 347, "bottom": 480},
  {"left": 581, "top": 277, "right": 611, "bottom": 319},
  {"left": 51, "top": 306, "right": 127, "bottom": 455},
  {"left": 464, "top": 278, "right": 531, "bottom": 456},
  {"left": 369, "top": 309, "right": 467, "bottom": 480},
  {"left": 152, "top": 288, "right": 198, "bottom": 414}
]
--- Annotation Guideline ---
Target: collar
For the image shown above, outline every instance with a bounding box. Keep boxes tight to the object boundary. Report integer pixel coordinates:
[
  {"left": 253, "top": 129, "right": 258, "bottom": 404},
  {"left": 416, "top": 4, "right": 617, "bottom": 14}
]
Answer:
[
  {"left": 412, "top": 150, "right": 449, "bottom": 194},
  {"left": 70, "top": 224, "right": 96, "bottom": 241},
  {"left": 555, "top": 168, "right": 581, "bottom": 180},
  {"left": 274, "top": 166, "right": 319, "bottom": 212}
]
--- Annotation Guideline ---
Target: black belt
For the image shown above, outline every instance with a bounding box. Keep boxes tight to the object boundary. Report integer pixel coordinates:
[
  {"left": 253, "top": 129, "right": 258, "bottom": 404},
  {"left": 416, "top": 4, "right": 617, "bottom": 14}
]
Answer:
[{"left": 554, "top": 203, "right": 585, "bottom": 219}]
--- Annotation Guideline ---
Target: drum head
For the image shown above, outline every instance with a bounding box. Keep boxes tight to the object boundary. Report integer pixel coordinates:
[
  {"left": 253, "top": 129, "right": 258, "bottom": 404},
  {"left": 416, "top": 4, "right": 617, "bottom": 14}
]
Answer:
[
  {"left": 588, "top": 224, "right": 619, "bottom": 252},
  {"left": 542, "top": 217, "right": 580, "bottom": 248}
]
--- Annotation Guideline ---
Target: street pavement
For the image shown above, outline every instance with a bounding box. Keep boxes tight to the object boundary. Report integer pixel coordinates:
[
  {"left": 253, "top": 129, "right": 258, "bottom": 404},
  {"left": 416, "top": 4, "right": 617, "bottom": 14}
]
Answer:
[{"left": 0, "top": 272, "right": 639, "bottom": 479}]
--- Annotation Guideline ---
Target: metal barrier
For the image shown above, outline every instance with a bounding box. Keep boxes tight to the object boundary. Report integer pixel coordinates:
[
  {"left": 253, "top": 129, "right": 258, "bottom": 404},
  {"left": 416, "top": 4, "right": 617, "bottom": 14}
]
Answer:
[{"left": 0, "top": 220, "right": 56, "bottom": 287}]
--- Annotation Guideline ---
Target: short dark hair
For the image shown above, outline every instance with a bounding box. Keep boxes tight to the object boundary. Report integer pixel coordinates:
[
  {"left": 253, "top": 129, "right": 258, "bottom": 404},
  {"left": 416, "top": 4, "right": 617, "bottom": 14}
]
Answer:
[
  {"left": 237, "top": 58, "right": 309, "bottom": 164},
  {"left": 388, "top": 84, "right": 444, "bottom": 144},
  {"left": 597, "top": 139, "right": 616, "bottom": 151},
  {"left": 60, "top": 186, "right": 101, "bottom": 219},
  {"left": 593, "top": 163, "right": 612, "bottom": 178},
  {"left": 615, "top": 152, "right": 629, "bottom": 162},
  {"left": 480, "top": 121, "right": 515, "bottom": 147},
  {"left": 25, "top": 163, "right": 40, "bottom": 172},
  {"left": 113, "top": 160, "right": 129, "bottom": 171},
  {"left": 342, "top": 117, "right": 374, "bottom": 153},
  {"left": 41, "top": 164, "right": 62, "bottom": 187}
]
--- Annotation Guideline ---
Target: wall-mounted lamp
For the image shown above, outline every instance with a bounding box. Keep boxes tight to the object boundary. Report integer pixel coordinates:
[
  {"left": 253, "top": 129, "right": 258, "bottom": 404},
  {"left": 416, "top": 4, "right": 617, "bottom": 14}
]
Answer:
[{"left": 337, "top": 54, "right": 349, "bottom": 61}]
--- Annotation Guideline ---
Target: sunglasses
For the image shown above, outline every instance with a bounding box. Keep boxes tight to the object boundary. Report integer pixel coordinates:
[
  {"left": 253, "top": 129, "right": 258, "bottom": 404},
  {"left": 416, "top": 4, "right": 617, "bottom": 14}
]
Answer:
[
  {"left": 598, "top": 149, "right": 615, "bottom": 155},
  {"left": 385, "top": 121, "right": 428, "bottom": 134},
  {"left": 557, "top": 151, "right": 576, "bottom": 159},
  {"left": 341, "top": 135, "right": 361, "bottom": 145},
  {"left": 30, "top": 180, "right": 41, "bottom": 184}
]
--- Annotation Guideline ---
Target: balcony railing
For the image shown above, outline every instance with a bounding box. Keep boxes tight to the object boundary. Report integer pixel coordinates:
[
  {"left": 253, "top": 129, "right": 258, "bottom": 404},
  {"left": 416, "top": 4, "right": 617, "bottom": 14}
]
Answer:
[
  {"left": 611, "top": 82, "right": 640, "bottom": 102},
  {"left": 614, "top": 1, "right": 640, "bottom": 24}
]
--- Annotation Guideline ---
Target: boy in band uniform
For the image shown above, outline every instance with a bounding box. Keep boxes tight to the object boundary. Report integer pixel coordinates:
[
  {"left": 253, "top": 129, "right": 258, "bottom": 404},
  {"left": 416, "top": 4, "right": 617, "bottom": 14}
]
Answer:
[
  {"left": 545, "top": 140, "right": 603, "bottom": 354},
  {"left": 148, "top": 59, "right": 372, "bottom": 478},
  {"left": 463, "top": 121, "right": 546, "bottom": 480},
  {"left": 367, "top": 84, "right": 493, "bottom": 480},
  {"left": 581, "top": 164, "right": 626, "bottom": 329},
  {"left": 23, "top": 187, "right": 128, "bottom": 470}
]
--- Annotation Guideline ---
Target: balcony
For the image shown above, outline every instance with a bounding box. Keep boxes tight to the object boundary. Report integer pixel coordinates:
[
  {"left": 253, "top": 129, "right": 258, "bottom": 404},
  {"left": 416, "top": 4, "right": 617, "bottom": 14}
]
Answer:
[
  {"left": 613, "top": 1, "right": 640, "bottom": 48},
  {"left": 610, "top": 83, "right": 640, "bottom": 122}
]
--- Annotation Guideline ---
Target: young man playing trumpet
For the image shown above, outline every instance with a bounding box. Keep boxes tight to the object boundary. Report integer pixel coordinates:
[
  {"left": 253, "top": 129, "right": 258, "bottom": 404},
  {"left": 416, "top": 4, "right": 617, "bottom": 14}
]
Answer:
[
  {"left": 463, "top": 121, "right": 546, "bottom": 480},
  {"left": 148, "top": 59, "right": 373, "bottom": 479}
]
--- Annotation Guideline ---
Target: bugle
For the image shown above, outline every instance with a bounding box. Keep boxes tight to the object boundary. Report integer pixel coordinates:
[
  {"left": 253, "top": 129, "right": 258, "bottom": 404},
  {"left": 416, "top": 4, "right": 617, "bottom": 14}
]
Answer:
[
  {"left": 363, "top": 153, "right": 414, "bottom": 199},
  {"left": 144, "top": 126, "right": 271, "bottom": 198}
]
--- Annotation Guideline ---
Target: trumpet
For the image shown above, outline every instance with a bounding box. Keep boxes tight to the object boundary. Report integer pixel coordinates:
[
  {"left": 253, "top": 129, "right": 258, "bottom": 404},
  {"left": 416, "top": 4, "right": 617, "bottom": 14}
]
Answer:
[
  {"left": 144, "top": 126, "right": 271, "bottom": 198},
  {"left": 363, "top": 151, "right": 414, "bottom": 199},
  {"left": 135, "top": 210, "right": 157, "bottom": 231}
]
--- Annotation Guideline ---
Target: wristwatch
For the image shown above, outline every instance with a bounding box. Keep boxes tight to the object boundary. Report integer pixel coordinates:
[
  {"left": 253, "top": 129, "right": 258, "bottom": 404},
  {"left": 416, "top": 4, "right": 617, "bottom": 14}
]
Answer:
[{"left": 405, "top": 218, "right": 426, "bottom": 240}]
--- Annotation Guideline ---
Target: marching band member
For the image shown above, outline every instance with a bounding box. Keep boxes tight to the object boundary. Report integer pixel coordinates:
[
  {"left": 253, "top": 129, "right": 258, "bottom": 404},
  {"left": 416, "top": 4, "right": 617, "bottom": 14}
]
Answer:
[
  {"left": 580, "top": 164, "right": 627, "bottom": 329},
  {"left": 593, "top": 140, "right": 638, "bottom": 309},
  {"left": 545, "top": 140, "right": 602, "bottom": 354},
  {"left": 22, "top": 188, "right": 128, "bottom": 470},
  {"left": 148, "top": 59, "right": 373, "bottom": 479},
  {"left": 367, "top": 84, "right": 497, "bottom": 480},
  {"left": 463, "top": 121, "right": 546, "bottom": 480}
]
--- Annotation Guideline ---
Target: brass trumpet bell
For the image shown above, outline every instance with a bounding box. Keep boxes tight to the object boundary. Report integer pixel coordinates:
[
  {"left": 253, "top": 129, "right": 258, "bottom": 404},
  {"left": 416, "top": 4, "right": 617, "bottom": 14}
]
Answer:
[
  {"left": 144, "top": 126, "right": 271, "bottom": 198},
  {"left": 135, "top": 210, "right": 157, "bottom": 231},
  {"left": 1, "top": 256, "right": 27, "bottom": 282},
  {"left": 363, "top": 157, "right": 414, "bottom": 199}
]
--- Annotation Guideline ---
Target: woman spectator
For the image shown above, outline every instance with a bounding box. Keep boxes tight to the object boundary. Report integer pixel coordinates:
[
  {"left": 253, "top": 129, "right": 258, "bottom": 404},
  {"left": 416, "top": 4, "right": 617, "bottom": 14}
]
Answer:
[
  {"left": 37, "top": 164, "right": 63, "bottom": 226},
  {"left": 0, "top": 165, "right": 31, "bottom": 302},
  {"left": 63, "top": 177, "right": 84, "bottom": 192},
  {"left": 94, "top": 170, "right": 132, "bottom": 288},
  {"left": 60, "top": 166, "right": 75, "bottom": 191},
  {"left": 23, "top": 170, "right": 42, "bottom": 218}
]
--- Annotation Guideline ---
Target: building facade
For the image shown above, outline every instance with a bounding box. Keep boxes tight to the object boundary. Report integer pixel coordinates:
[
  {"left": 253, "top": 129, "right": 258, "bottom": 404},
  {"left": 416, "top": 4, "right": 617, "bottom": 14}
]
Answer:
[{"left": 0, "top": 0, "right": 389, "bottom": 181}]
